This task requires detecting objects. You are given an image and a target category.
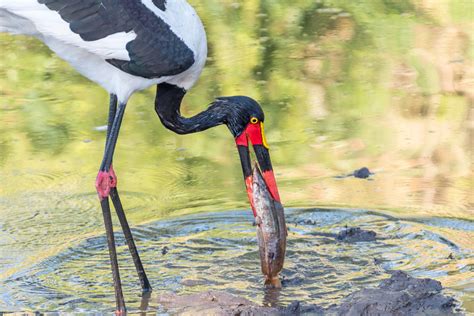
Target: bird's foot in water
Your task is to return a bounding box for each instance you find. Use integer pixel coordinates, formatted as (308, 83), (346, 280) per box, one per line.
(95, 165), (117, 199)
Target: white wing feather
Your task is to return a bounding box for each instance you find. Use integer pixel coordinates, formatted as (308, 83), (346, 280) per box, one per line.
(0, 0), (134, 61)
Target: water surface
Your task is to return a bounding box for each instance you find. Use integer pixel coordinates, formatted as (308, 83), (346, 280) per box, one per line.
(0, 0), (473, 313)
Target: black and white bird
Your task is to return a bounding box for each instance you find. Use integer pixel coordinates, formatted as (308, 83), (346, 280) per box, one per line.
(1, 0), (282, 313)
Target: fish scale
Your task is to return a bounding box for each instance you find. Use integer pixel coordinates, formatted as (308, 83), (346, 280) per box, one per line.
(252, 164), (287, 288)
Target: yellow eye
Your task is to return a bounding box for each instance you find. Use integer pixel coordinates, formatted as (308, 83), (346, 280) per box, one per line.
(250, 117), (259, 124)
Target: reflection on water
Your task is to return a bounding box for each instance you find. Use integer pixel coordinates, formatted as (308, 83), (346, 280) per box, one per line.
(0, 0), (473, 313)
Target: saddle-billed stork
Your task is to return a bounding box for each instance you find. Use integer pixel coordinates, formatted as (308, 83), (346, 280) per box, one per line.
(0, 0), (282, 313)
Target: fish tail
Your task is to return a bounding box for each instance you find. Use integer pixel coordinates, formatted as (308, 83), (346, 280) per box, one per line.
(264, 276), (282, 289)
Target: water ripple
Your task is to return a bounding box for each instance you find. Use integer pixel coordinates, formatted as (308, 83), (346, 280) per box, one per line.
(1, 208), (472, 313)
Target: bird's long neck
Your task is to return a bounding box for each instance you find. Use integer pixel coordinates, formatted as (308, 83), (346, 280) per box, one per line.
(155, 83), (227, 135)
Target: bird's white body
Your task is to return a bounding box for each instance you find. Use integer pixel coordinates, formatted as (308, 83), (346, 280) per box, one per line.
(0, 0), (207, 102)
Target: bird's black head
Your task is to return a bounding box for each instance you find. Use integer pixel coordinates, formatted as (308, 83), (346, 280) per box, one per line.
(209, 96), (280, 212)
(211, 96), (265, 138)
(155, 83), (281, 212)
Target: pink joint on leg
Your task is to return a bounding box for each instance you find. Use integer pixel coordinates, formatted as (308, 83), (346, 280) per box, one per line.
(109, 165), (118, 188)
(95, 165), (118, 199)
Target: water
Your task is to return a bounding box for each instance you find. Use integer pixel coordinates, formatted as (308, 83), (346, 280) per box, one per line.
(0, 0), (473, 313)
(1, 208), (473, 313)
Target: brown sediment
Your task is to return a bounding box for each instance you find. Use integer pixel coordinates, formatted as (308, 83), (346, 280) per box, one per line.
(157, 291), (280, 316)
(157, 271), (461, 315)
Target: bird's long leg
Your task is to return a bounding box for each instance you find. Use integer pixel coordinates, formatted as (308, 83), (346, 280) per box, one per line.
(105, 94), (118, 147)
(96, 95), (128, 313)
(100, 197), (126, 313)
(110, 188), (152, 293)
(105, 95), (152, 293)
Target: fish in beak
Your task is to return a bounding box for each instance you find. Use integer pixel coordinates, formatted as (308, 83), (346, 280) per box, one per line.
(235, 119), (286, 287)
(252, 164), (286, 288)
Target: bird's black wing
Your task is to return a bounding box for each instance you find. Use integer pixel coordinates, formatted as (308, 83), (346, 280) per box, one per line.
(38, 0), (195, 78)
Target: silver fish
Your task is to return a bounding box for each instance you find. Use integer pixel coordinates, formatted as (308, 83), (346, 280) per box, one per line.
(252, 164), (287, 288)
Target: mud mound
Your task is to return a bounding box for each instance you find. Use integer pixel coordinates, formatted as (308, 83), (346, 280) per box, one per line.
(333, 270), (459, 315)
(336, 227), (377, 242)
(158, 291), (280, 315)
(157, 271), (460, 315)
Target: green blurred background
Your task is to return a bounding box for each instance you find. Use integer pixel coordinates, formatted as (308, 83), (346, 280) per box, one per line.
(1, 0), (472, 216)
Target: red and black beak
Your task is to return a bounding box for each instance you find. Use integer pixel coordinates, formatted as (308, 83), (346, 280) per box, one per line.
(235, 121), (281, 216)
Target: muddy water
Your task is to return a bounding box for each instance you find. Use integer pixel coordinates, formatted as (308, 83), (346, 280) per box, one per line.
(0, 0), (473, 313)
